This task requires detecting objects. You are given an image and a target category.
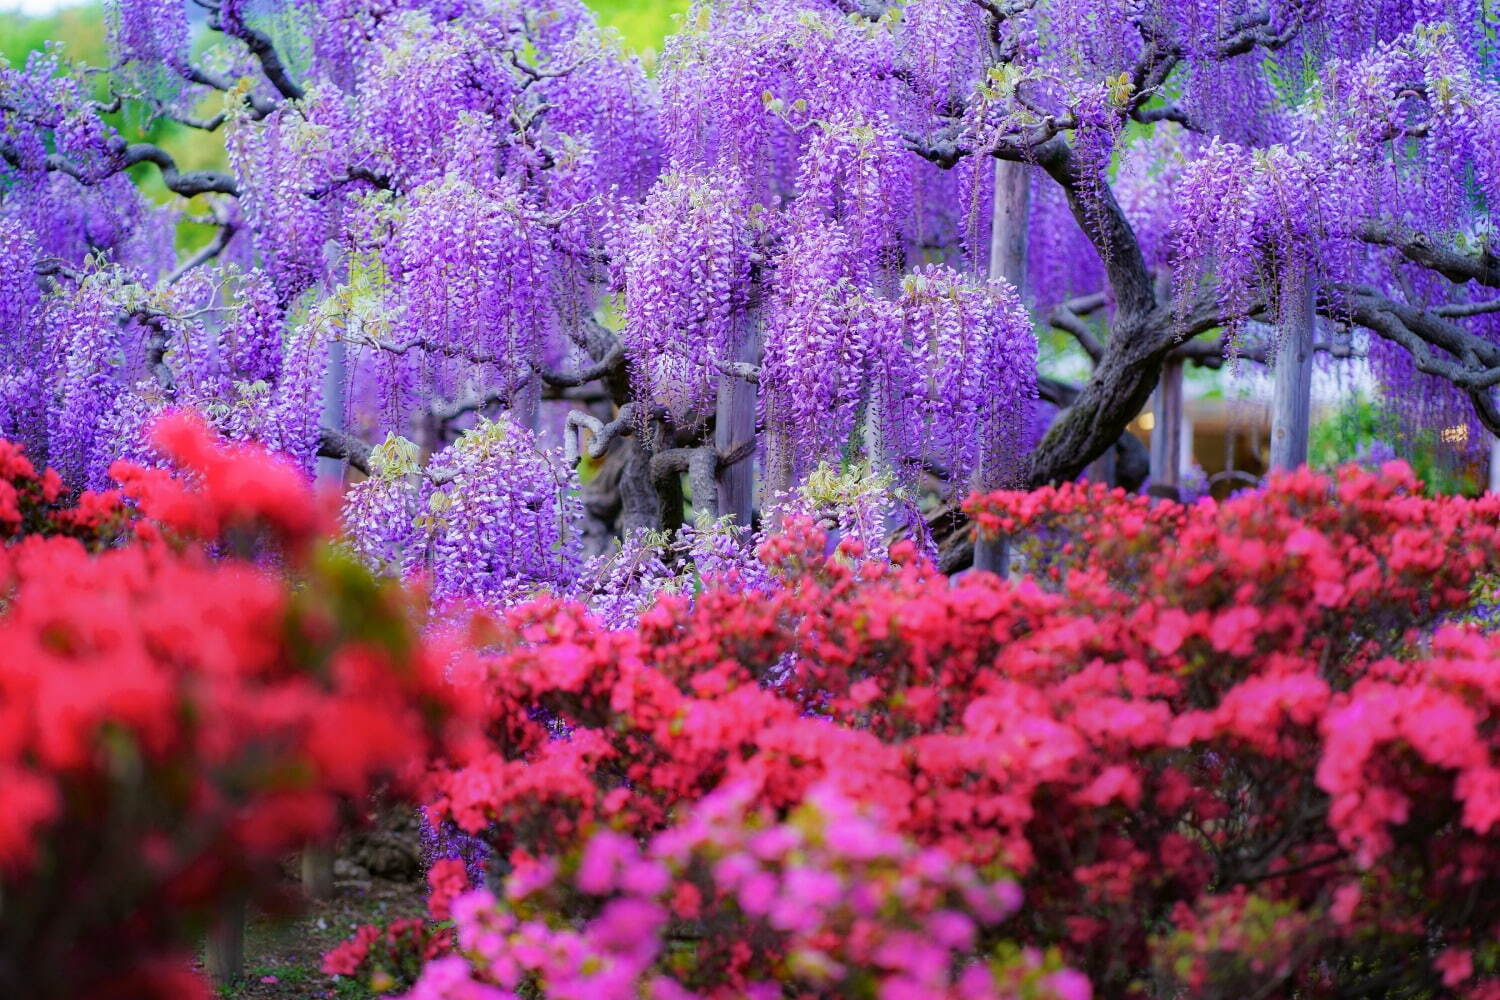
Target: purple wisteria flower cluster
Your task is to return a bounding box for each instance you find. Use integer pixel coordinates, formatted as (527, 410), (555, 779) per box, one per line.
(4, 0), (1500, 607)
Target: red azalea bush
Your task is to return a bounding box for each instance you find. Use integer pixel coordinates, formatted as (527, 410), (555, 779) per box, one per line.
(0, 416), (474, 999)
(386, 462), (1500, 998)
(322, 918), (456, 993)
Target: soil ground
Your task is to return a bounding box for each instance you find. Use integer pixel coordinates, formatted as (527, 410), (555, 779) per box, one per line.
(203, 809), (430, 999)
(203, 876), (426, 1000)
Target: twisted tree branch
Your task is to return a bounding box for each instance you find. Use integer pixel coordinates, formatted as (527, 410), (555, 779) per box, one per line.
(317, 426), (372, 476)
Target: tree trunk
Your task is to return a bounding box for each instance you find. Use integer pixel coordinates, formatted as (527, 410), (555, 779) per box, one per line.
(619, 434), (663, 535)
(1270, 267), (1315, 472)
(1085, 447), (1116, 486)
(301, 843), (335, 901)
(204, 898), (246, 987)
(1023, 141), (1172, 487)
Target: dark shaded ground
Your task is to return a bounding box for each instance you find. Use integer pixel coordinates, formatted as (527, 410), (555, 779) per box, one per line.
(205, 810), (430, 1000)
(208, 876), (426, 1000)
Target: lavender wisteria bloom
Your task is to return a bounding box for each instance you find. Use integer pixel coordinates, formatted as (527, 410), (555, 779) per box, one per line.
(423, 415), (582, 605)
(3, 0), (1500, 588)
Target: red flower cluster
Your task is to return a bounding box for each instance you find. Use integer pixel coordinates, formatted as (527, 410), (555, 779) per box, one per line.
(321, 918), (453, 991)
(0, 437), (124, 543)
(0, 416), (472, 999)
(416, 464), (1500, 997)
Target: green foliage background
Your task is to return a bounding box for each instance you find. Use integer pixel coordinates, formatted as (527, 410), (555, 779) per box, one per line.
(588, 0), (689, 52)
(1309, 393), (1482, 496)
(0, 1), (688, 65)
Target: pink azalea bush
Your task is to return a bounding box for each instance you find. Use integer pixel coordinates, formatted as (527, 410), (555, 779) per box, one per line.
(324, 462), (1500, 998)
(404, 782), (1087, 1000)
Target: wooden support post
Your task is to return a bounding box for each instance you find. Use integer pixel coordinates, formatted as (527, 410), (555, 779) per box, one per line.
(715, 327), (758, 529)
(987, 160), (1031, 294)
(302, 843), (335, 901)
(307, 251), (347, 915)
(1270, 268), (1315, 472)
(316, 242), (350, 483)
(205, 897), (246, 987)
(973, 159), (1031, 575)
(1490, 434), (1500, 494)
(315, 336), (348, 484)
(1149, 359), (1185, 499)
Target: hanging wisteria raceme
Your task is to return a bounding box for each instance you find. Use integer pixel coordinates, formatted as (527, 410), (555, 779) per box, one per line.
(422, 415), (582, 605)
(1168, 22), (1500, 461)
(344, 416), (583, 606)
(1172, 140), (1314, 342)
(355, 12), (517, 191)
(226, 85), (356, 302)
(793, 116), (913, 277)
(340, 433), (426, 578)
(104, 0), (190, 77)
(576, 527), (682, 629)
(383, 160), (555, 409)
(895, 265), (1038, 486)
(657, 0), (898, 192)
(0, 220), (45, 458)
(2, 48), (120, 188)
(895, 0), (991, 115)
(618, 170), (752, 425)
(217, 266), (285, 386)
(44, 272), (138, 490)
(759, 223), (867, 487)
(531, 19), (661, 206)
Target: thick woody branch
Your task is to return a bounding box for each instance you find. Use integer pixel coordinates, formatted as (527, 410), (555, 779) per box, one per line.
(317, 426), (372, 476)
(367, 332), (621, 392)
(1171, 336), (1361, 369)
(120, 143), (239, 197)
(832, 0), (899, 18)
(1338, 288), (1500, 399)
(1342, 286), (1500, 369)
(712, 359), (761, 384)
(1358, 222), (1500, 289)
(651, 446), (719, 519)
(1048, 301), (1104, 363)
(535, 342), (625, 388)
(1434, 299), (1500, 319)
(167, 205), (238, 285)
(366, 335), (502, 366)
(502, 48), (593, 88)
(1036, 142), (1158, 321)
(142, 315), (177, 394)
(222, 18), (305, 102)
(1131, 103), (1204, 130)
(717, 437), (757, 471)
(306, 167), (394, 200)
(1027, 283), (1245, 487)
(1037, 376), (1081, 407)
(1214, 11), (1303, 58)
(911, 124), (1177, 485)
(431, 384), (607, 425)
(179, 62), (278, 117)
(566, 403), (639, 465)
